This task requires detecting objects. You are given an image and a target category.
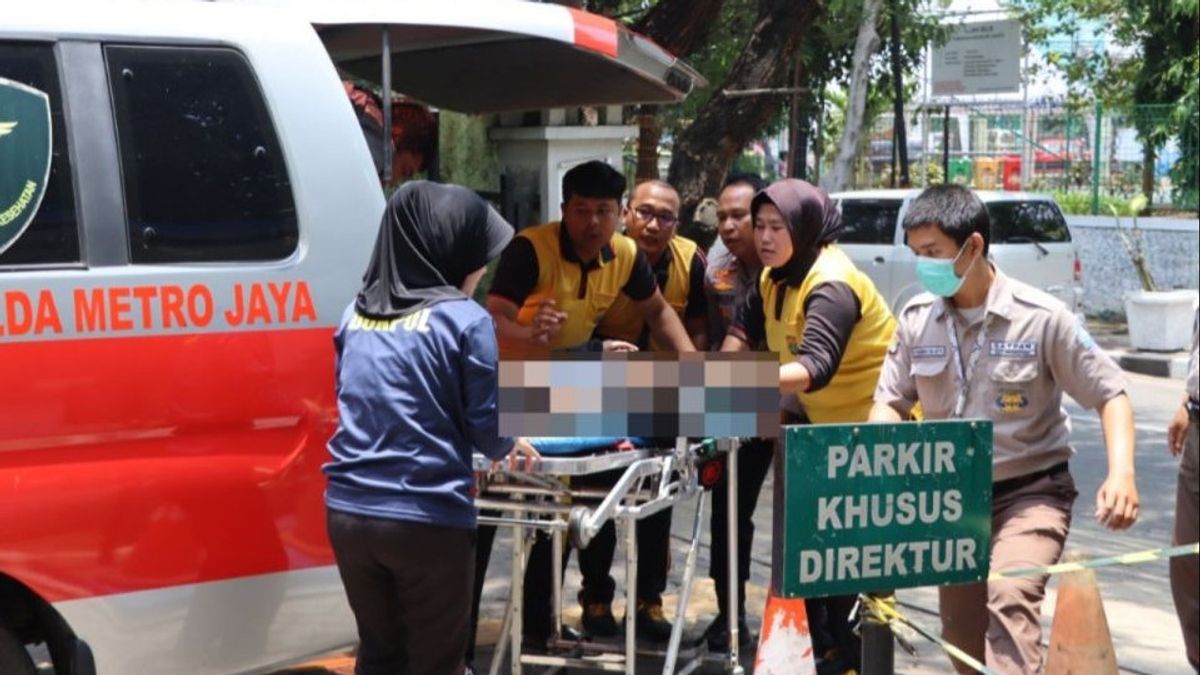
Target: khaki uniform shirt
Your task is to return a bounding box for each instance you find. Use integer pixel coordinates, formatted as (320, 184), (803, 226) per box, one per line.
(874, 267), (1127, 482)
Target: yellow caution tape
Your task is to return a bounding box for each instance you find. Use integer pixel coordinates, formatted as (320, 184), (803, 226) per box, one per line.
(857, 544), (1199, 674)
(860, 594), (998, 675)
(989, 543), (1199, 581)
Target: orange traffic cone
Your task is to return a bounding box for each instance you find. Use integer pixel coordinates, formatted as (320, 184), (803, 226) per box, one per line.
(1044, 554), (1118, 675)
(754, 590), (817, 675)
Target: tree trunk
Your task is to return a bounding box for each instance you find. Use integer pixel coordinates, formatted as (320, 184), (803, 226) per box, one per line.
(787, 56), (805, 179)
(825, 0), (884, 192)
(668, 0), (820, 231)
(628, 0), (724, 186)
(634, 0), (724, 55)
(636, 107), (662, 181)
(1141, 139), (1155, 211)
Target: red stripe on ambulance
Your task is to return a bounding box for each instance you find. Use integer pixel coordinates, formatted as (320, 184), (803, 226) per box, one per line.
(567, 8), (618, 58)
(0, 328), (337, 602)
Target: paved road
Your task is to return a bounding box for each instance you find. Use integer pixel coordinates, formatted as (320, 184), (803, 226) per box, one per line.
(285, 372), (1196, 674)
(653, 371), (1193, 674)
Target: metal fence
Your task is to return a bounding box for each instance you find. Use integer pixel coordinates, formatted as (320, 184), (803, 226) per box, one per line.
(843, 103), (1198, 213)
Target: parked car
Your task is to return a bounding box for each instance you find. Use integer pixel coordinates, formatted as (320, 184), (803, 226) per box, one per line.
(1034, 137), (1092, 172)
(830, 189), (1083, 316)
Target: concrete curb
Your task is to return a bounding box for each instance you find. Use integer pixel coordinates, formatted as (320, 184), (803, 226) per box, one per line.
(1104, 348), (1192, 380)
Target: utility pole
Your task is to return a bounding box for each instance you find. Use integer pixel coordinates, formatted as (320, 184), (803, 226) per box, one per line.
(889, 0), (910, 187)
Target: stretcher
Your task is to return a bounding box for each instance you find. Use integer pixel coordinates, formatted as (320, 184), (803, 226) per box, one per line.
(474, 437), (748, 675)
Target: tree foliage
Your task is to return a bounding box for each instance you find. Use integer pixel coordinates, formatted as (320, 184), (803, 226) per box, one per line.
(1016, 0), (1199, 205)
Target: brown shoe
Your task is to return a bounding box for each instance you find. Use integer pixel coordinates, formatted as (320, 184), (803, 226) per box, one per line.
(633, 599), (674, 643)
(581, 602), (619, 637)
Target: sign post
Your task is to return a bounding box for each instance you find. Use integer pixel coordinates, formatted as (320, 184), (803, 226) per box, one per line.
(776, 420), (993, 599)
(930, 19), (1023, 97)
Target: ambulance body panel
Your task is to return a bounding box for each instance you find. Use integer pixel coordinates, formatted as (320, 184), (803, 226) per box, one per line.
(0, 2), (697, 672)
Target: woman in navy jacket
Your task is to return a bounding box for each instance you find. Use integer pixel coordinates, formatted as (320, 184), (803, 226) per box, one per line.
(325, 181), (536, 675)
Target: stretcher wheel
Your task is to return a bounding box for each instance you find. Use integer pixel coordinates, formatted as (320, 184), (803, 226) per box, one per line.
(568, 505), (593, 549)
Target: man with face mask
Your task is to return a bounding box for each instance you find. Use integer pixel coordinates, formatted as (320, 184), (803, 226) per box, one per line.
(870, 185), (1139, 674)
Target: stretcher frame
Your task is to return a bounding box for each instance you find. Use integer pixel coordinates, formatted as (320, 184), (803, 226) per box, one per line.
(474, 437), (747, 675)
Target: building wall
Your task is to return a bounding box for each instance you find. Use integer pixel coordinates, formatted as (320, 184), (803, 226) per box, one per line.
(1068, 216), (1200, 316)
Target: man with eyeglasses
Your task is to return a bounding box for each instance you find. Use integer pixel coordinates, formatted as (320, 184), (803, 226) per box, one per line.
(594, 179), (709, 352)
(573, 179), (708, 643)
(468, 161), (696, 659)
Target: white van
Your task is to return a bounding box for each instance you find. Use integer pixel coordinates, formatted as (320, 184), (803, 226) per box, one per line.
(0, 2), (700, 673)
(830, 190), (1083, 316)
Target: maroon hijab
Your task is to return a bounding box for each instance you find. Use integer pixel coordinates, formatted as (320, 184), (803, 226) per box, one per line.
(751, 179), (843, 288)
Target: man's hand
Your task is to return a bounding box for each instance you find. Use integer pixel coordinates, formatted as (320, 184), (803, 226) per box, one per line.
(531, 299), (566, 345)
(602, 339), (638, 352)
(498, 437), (541, 473)
(1168, 401), (1189, 457)
(1095, 471), (1139, 530)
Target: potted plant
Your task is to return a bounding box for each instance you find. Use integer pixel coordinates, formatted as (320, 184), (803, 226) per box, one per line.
(1116, 195), (1199, 351)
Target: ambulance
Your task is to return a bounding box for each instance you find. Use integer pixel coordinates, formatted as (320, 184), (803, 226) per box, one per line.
(0, 2), (700, 672)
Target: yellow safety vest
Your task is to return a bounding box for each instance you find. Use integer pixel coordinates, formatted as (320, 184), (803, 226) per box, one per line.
(595, 235), (698, 351)
(761, 245), (896, 424)
(511, 221), (638, 353)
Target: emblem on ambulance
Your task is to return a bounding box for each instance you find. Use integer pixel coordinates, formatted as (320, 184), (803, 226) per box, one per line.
(0, 78), (53, 256)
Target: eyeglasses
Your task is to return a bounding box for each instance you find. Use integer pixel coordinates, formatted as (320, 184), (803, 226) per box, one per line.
(634, 205), (678, 227)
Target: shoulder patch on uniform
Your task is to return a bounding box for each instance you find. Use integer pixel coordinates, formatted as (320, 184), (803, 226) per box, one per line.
(1075, 316), (1098, 351)
(887, 330), (901, 354)
(1009, 283), (1066, 312)
(901, 292), (937, 314)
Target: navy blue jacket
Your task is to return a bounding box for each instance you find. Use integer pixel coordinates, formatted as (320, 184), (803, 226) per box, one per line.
(324, 300), (512, 529)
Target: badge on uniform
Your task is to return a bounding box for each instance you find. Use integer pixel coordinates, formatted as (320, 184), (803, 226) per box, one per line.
(996, 390), (1029, 413)
(787, 335), (801, 356)
(989, 341), (1037, 358)
(911, 345), (946, 359)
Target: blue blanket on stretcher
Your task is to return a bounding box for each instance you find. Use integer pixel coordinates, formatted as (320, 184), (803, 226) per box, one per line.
(525, 437), (652, 456)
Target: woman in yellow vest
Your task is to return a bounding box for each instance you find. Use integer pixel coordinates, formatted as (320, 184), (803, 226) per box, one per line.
(721, 178), (896, 673)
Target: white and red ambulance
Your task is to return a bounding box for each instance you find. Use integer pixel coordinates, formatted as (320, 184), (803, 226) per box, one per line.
(0, 2), (699, 672)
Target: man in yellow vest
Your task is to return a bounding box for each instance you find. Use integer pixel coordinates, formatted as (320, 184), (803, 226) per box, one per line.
(722, 178), (896, 674)
(593, 179), (709, 351)
(487, 163), (696, 357)
(572, 179), (708, 642)
(468, 161), (696, 656)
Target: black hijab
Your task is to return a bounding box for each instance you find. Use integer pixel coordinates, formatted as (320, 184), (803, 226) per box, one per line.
(356, 181), (514, 319)
(752, 179), (843, 288)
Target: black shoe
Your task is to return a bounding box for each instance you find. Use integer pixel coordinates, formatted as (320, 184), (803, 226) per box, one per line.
(703, 614), (755, 653)
(633, 599), (674, 643)
(522, 625), (583, 652)
(580, 602), (619, 638)
(814, 647), (859, 675)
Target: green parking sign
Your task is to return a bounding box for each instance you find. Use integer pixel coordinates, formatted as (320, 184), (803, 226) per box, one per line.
(776, 420), (993, 598)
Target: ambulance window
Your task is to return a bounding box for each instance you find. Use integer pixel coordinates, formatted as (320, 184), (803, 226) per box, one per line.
(0, 42), (81, 267)
(105, 46), (297, 263)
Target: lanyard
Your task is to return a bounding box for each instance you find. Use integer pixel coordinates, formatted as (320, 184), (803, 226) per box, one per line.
(945, 308), (992, 419)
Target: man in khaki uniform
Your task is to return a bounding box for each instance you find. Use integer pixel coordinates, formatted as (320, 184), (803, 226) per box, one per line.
(870, 185), (1139, 674)
(1167, 308), (1199, 670)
